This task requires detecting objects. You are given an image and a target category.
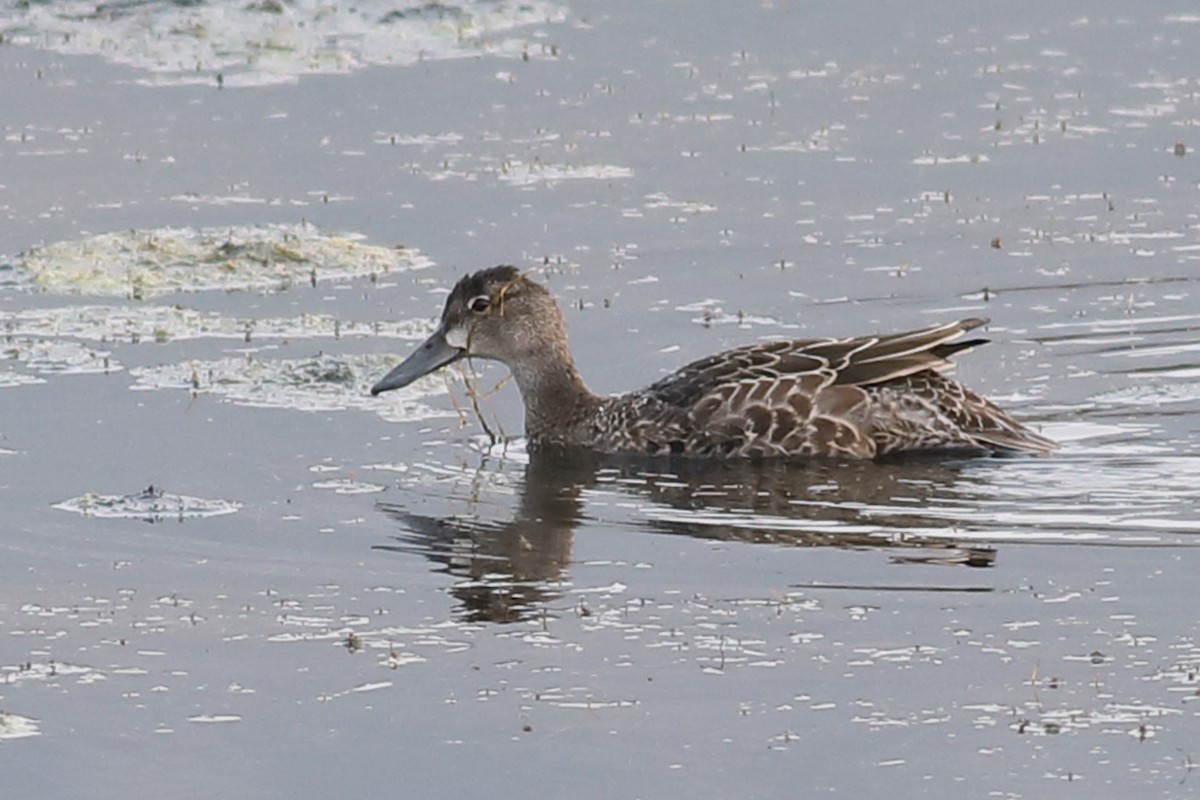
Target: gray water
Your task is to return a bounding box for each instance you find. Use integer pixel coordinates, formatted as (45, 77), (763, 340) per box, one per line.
(2, 1), (1198, 797)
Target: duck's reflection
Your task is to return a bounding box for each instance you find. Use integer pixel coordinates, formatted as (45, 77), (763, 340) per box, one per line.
(375, 451), (994, 623)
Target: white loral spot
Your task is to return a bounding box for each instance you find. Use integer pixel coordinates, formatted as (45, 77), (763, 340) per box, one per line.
(444, 327), (469, 349)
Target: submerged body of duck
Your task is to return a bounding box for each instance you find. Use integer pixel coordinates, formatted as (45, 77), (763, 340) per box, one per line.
(371, 266), (1055, 459)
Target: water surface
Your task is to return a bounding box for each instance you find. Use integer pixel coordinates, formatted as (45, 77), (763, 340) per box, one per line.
(2, 1), (1198, 797)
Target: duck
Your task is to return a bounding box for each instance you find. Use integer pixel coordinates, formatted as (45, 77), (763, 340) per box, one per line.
(371, 265), (1056, 459)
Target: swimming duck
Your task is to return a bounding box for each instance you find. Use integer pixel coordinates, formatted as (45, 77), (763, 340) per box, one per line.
(371, 266), (1056, 458)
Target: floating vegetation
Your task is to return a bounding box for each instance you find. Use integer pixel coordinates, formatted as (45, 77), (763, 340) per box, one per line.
(131, 352), (455, 423)
(642, 192), (717, 215)
(495, 162), (634, 187)
(425, 156), (634, 186)
(0, 659), (100, 685)
(910, 153), (989, 166)
(674, 299), (781, 328)
(52, 486), (241, 522)
(373, 132), (466, 147)
(0, 371), (45, 389)
(369, 131), (633, 188)
(0, 0), (566, 88)
(770, 132), (835, 154)
(7, 223), (432, 298)
(0, 304), (431, 345)
(1092, 383), (1200, 407)
(311, 478), (387, 495)
(1007, 702), (1179, 738)
(2, 337), (121, 376)
(0, 711), (40, 741)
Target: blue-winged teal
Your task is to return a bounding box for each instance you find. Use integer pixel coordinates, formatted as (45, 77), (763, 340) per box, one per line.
(372, 266), (1056, 458)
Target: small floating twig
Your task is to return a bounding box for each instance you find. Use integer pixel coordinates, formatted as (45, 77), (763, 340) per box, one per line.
(456, 360), (497, 446)
(443, 372), (470, 429)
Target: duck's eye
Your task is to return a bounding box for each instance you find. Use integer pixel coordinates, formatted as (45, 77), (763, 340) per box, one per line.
(469, 295), (490, 313)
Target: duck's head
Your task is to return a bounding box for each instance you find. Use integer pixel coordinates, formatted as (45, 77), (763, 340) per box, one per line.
(371, 265), (566, 396)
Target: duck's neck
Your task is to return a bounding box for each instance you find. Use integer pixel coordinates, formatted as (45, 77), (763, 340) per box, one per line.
(506, 340), (602, 445)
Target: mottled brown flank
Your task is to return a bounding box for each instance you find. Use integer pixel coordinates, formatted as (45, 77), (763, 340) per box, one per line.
(384, 268), (1057, 459)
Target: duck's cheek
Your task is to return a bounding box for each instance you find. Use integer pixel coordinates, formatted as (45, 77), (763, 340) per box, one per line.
(444, 327), (469, 350)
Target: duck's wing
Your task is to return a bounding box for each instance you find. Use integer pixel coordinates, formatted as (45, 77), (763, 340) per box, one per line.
(641, 319), (998, 458)
(869, 371), (1059, 455)
(646, 319), (988, 406)
(644, 337), (826, 408)
(792, 317), (990, 387)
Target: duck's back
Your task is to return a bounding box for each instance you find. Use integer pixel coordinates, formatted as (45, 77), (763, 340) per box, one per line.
(590, 319), (1055, 459)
